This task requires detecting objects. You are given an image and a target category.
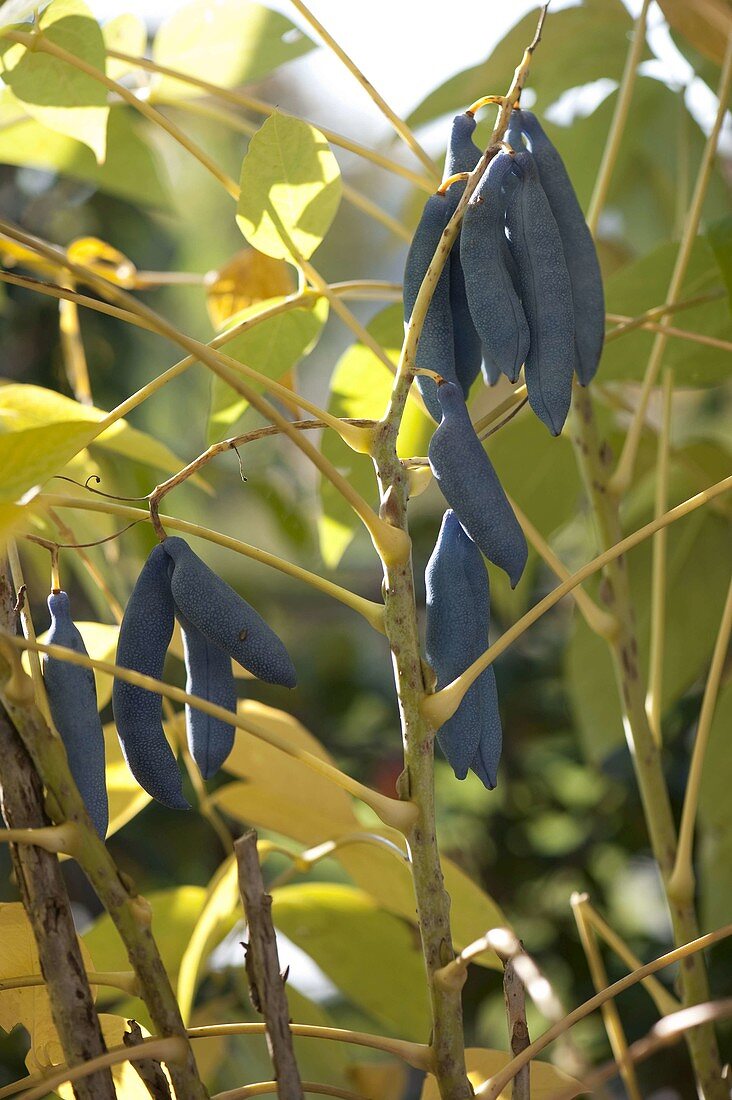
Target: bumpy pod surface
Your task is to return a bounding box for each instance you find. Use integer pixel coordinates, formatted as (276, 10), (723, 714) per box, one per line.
(460, 151), (530, 384)
(113, 544), (188, 810)
(403, 191), (456, 421)
(445, 113), (483, 397)
(505, 150), (575, 435)
(428, 382), (527, 587)
(425, 511), (502, 788)
(514, 110), (604, 385)
(162, 537), (296, 688)
(43, 591), (108, 837)
(177, 612), (236, 779)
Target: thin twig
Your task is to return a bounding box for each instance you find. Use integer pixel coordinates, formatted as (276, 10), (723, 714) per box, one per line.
(235, 830), (304, 1100)
(604, 289), (727, 342)
(606, 313), (732, 353)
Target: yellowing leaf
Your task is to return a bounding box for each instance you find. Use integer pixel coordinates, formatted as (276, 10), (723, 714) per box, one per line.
(1, 0), (109, 161)
(0, 384), (193, 478)
(0, 902), (95, 1072)
(0, 501), (33, 553)
(272, 883), (430, 1040)
(657, 0), (731, 65)
(421, 1048), (584, 1099)
(67, 235), (137, 287)
(177, 854), (240, 1023)
(102, 13), (147, 81)
(151, 0), (313, 102)
(25, 620), (118, 710)
(0, 420), (95, 502)
(347, 1062), (407, 1099)
(237, 112), (341, 263)
(210, 700), (358, 844)
(104, 719), (152, 837)
(55, 1015), (172, 1099)
(206, 248), (295, 330)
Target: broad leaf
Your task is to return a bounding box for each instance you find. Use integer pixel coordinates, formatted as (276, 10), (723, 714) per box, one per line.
(102, 13), (146, 81)
(104, 720), (152, 838)
(0, 420), (95, 502)
(152, 0), (313, 102)
(206, 249), (296, 331)
(1, 0), (109, 160)
(271, 882), (430, 1040)
(657, 0), (731, 66)
(237, 112), (341, 263)
(408, 0), (644, 127)
(176, 854), (240, 1023)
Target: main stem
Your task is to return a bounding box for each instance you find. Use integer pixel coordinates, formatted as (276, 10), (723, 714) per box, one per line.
(372, 374), (469, 1100)
(570, 385), (724, 1099)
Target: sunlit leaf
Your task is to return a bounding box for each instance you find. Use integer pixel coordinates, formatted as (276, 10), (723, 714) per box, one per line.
(237, 112), (341, 263)
(151, 0), (313, 102)
(210, 699), (359, 843)
(54, 1015), (171, 1098)
(0, 420), (95, 502)
(1, 0), (109, 161)
(0, 0), (49, 32)
(67, 235), (137, 287)
(102, 12), (146, 81)
(272, 882), (430, 1039)
(319, 304), (431, 566)
(420, 1048), (583, 1099)
(206, 248), (296, 331)
(104, 720), (152, 837)
(177, 854), (240, 1023)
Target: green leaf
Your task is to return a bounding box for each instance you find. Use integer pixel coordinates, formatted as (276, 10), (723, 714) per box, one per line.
(84, 886), (208, 980)
(567, 510), (731, 761)
(102, 13), (146, 81)
(151, 0), (313, 102)
(208, 296), (328, 440)
(0, 384), (192, 477)
(1, 0), (109, 161)
(601, 237), (731, 386)
(237, 112), (342, 263)
(271, 883), (430, 1040)
(319, 304), (432, 566)
(0, 103), (170, 206)
(699, 682), (732, 931)
(408, 0), (644, 128)
(0, 420), (95, 502)
(707, 216), (732, 308)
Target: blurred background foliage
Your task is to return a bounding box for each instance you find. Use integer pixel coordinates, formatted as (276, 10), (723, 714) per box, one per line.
(0, 0), (730, 1095)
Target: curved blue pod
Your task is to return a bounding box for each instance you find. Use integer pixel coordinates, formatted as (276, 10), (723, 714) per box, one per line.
(425, 511), (502, 788)
(162, 537), (297, 688)
(403, 191), (456, 422)
(513, 110), (604, 385)
(428, 382), (527, 587)
(43, 591), (108, 837)
(505, 150), (575, 435)
(177, 612), (236, 780)
(460, 151), (530, 384)
(113, 544), (188, 810)
(445, 112), (482, 177)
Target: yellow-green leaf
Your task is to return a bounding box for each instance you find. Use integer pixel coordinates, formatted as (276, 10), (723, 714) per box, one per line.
(1, 0), (109, 161)
(271, 883), (430, 1040)
(210, 699), (358, 843)
(0, 420), (95, 502)
(102, 13), (146, 81)
(177, 854), (240, 1023)
(237, 112), (341, 263)
(421, 1048), (584, 1099)
(151, 0), (313, 102)
(104, 720), (152, 837)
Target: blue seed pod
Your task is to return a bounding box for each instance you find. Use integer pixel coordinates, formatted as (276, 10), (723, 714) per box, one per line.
(505, 110), (525, 153)
(177, 612), (237, 780)
(162, 537), (297, 688)
(444, 114), (484, 398)
(425, 511), (502, 788)
(481, 355), (502, 386)
(113, 544), (188, 811)
(460, 151), (531, 384)
(428, 382), (527, 587)
(403, 191), (456, 422)
(513, 110), (604, 385)
(43, 591), (108, 837)
(505, 150), (575, 435)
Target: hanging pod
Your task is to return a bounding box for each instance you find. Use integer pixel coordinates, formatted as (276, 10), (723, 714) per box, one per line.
(176, 610), (237, 780)
(425, 510), (502, 789)
(511, 109), (604, 385)
(428, 381), (527, 588)
(445, 112), (484, 398)
(43, 591), (108, 838)
(403, 190), (457, 422)
(113, 544), (189, 810)
(505, 150), (575, 435)
(162, 537), (297, 688)
(460, 150), (530, 384)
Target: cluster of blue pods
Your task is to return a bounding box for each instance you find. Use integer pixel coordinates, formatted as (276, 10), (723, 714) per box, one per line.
(409, 109), (604, 788)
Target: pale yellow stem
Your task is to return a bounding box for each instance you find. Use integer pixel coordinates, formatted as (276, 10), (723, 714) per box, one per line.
(606, 313), (732, 353)
(58, 279), (93, 406)
(668, 573), (732, 904)
(611, 35), (732, 496)
(288, 0), (439, 181)
(646, 369), (674, 744)
(0, 970), (138, 995)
